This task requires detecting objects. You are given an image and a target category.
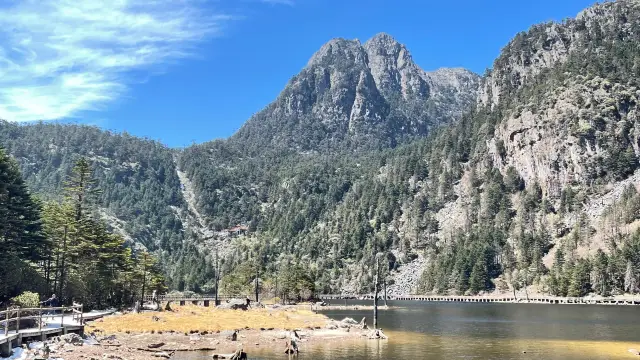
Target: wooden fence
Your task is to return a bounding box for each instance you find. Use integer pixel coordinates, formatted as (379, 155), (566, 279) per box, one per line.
(143, 294), (241, 303)
(1, 304), (84, 336)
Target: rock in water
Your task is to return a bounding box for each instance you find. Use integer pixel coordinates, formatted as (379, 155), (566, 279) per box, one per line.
(341, 317), (358, 325)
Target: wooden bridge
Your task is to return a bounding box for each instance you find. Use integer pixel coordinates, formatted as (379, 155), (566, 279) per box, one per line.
(319, 294), (640, 305)
(143, 294), (241, 307)
(0, 305), (114, 357)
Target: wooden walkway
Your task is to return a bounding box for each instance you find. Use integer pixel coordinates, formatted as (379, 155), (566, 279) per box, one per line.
(144, 294), (240, 307)
(319, 294), (640, 305)
(0, 306), (114, 356)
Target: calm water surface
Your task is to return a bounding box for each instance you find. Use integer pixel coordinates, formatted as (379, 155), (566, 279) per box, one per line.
(177, 301), (640, 360)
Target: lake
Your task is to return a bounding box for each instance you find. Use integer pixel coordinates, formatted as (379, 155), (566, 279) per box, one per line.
(177, 300), (640, 359)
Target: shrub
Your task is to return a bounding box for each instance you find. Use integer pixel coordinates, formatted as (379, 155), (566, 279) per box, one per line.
(11, 291), (40, 308)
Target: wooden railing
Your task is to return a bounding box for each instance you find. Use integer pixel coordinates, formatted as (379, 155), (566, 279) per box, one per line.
(0, 304), (83, 336)
(143, 294), (240, 302)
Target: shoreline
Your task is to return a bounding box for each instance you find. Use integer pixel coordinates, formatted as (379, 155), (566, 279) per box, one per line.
(7, 306), (380, 360)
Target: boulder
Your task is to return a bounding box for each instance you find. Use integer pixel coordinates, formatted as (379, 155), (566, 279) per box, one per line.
(217, 299), (248, 311)
(340, 317), (358, 325)
(59, 333), (84, 346)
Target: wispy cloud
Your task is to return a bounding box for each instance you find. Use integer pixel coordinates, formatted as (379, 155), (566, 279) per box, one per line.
(0, 0), (231, 122)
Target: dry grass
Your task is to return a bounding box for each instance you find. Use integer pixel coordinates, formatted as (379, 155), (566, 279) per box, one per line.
(92, 305), (329, 334)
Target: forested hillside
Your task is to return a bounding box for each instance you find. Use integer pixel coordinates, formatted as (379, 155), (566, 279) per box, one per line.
(0, 149), (165, 307)
(180, 0), (640, 298)
(0, 121), (215, 292)
(3, 0), (640, 299)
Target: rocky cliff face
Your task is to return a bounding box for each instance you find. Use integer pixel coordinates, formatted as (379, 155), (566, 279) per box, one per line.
(480, 1), (640, 109)
(232, 33), (481, 152)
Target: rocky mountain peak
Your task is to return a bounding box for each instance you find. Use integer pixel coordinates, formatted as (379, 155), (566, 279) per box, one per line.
(233, 33), (480, 152)
(306, 38), (366, 69)
(364, 32), (404, 53)
(363, 33), (425, 99)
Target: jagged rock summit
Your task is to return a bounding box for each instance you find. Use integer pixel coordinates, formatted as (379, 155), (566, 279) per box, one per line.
(232, 33), (481, 152)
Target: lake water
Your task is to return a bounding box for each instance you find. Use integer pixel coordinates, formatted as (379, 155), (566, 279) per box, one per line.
(177, 301), (640, 360)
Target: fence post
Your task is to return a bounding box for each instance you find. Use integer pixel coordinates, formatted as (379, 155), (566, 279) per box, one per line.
(16, 308), (20, 332)
(39, 306), (42, 331)
(61, 307), (64, 328)
(4, 310), (8, 336)
(80, 305), (83, 325)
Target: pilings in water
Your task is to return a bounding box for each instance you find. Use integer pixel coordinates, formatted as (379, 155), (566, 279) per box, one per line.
(318, 294), (640, 306)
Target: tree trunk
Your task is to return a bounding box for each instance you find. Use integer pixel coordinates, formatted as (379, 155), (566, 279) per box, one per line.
(59, 226), (68, 300)
(383, 279), (388, 307)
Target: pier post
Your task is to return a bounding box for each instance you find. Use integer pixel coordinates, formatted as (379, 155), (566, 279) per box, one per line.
(15, 309), (20, 333)
(0, 340), (11, 358)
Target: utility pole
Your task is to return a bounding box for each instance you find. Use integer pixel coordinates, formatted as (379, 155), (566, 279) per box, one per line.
(255, 265), (260, 303)
(273, 263), (278, 302)
(141, 252), (148, 303)
(373, 255), (380, 330)
(383, 278), (388, 307)
(214, 249), (220, 306)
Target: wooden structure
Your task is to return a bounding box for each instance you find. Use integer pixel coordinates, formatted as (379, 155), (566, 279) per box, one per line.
(0, 305), (113, 357)
(144, 294), (240, 307)
(318, 294), (640, 305)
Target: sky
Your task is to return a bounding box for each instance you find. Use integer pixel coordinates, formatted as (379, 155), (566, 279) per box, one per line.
(0, 0), (598, 148)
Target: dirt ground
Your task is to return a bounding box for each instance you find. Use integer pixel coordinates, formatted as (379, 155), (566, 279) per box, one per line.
(11, 306), (377, 360)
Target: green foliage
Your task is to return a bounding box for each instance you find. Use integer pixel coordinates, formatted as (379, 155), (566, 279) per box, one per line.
(11, 291), (40, 308)
(0, 120), (185, 252)
(0, 155), (167, 309)
(278, 262), (316, 302)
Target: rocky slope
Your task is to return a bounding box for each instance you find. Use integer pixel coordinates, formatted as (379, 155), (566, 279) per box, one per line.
(231, 33), (480, 152)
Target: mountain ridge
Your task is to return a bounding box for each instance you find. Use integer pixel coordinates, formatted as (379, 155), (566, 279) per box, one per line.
(230, 32), (480, 153)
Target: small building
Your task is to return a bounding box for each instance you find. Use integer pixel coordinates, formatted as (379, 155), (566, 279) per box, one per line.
(228, 225), (249, 236)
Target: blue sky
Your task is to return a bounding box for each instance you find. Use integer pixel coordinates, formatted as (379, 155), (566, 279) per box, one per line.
(0, 0), (597, 147)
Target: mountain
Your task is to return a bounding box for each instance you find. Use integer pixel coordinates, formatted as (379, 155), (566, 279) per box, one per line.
(0, 121), (219, 292)
(231, 33), (480, 153)
(3, 0), (640, 298)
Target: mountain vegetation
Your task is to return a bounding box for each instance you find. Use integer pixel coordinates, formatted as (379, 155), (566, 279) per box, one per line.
(2, 0), (640, 301)
(0, 149), (165, 308)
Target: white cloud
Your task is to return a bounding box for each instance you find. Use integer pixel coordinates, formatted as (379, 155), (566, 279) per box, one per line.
(0, 0), (231, 122)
